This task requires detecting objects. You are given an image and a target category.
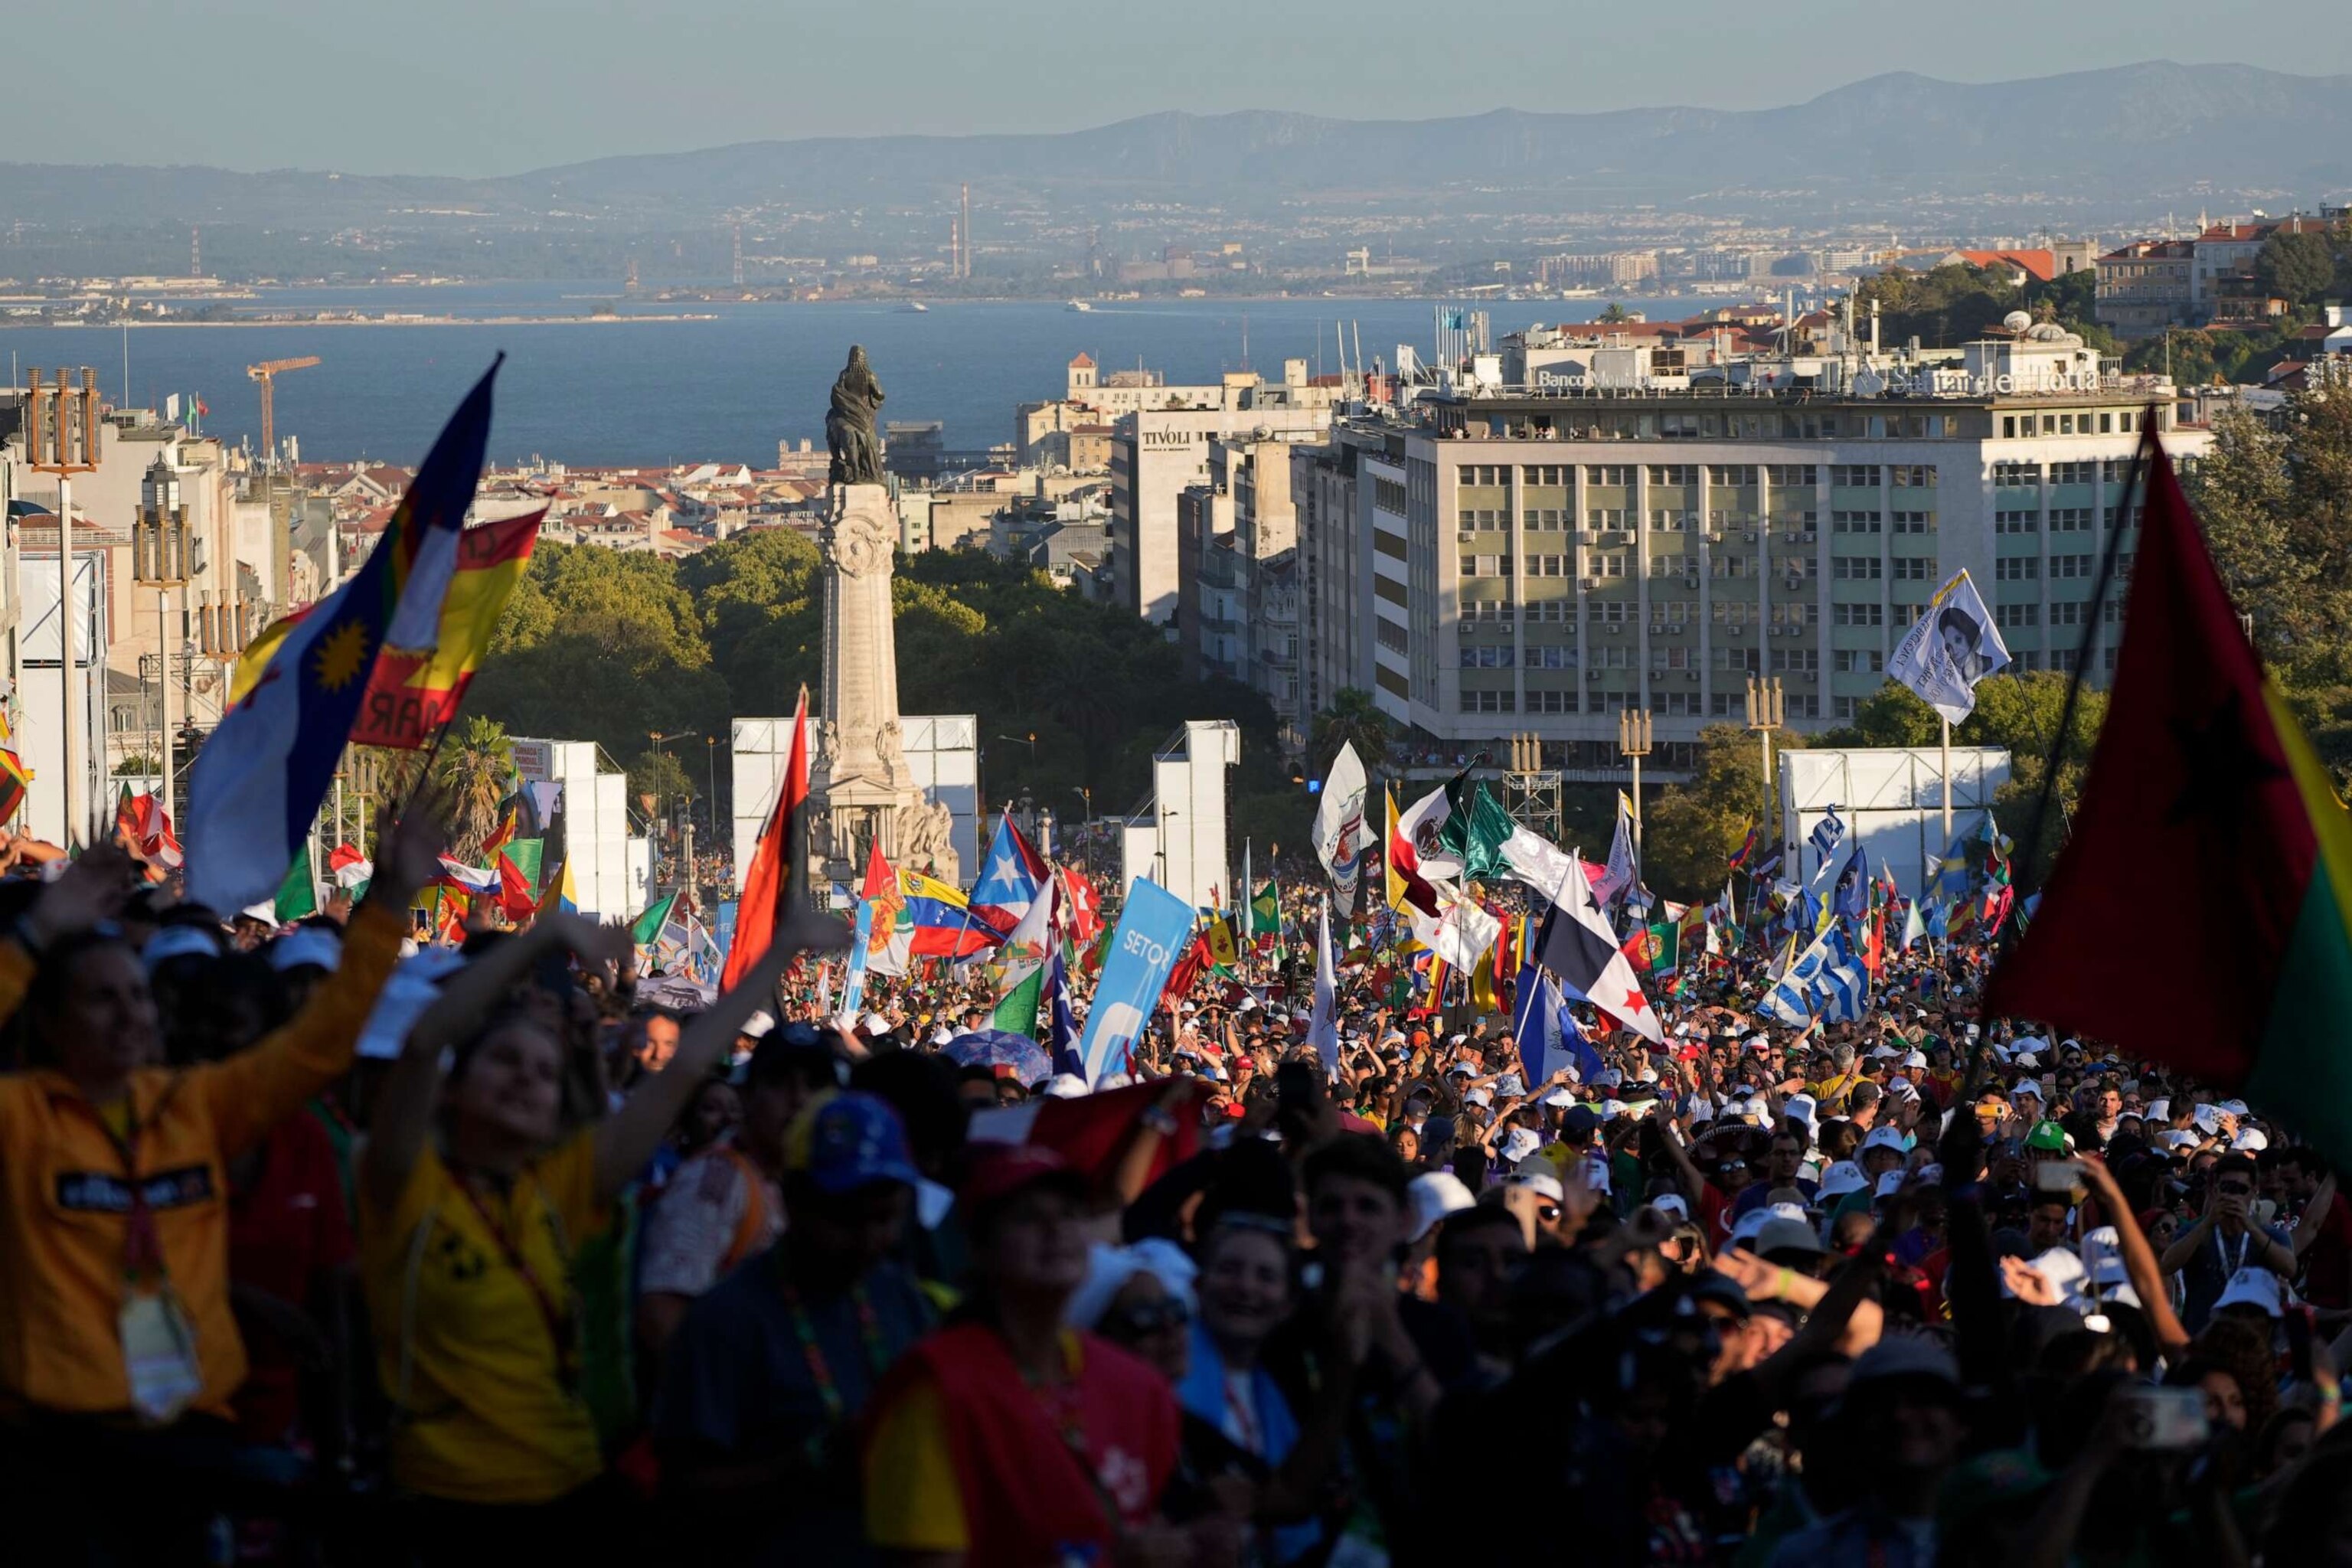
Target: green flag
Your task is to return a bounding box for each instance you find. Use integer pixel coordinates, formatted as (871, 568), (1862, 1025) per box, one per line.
(1457, 783), (1518, 881)
(505, 838), (544, 896)
(989, 963), (1044, 1038)
(275, 848), (318, 923)
(629, 891), (678, 948)
(1250, 880), (1280, 936)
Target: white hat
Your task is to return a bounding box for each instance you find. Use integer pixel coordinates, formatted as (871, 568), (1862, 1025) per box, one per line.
(1873, 1170), (1906, 1199)
(1406, 1171), (1477, 1240)
(1860, 1125), (1909, 1155)
(1595, 1068), (1623, 1089)
(1499, 1127), (1544, 1165)
(2012, 1079), (2044, 1099)
(2233, 1128), (2271, 1152)
(2012, 1052), (2040, 1069)
(861, 1012), (892, 1035)
(1463, 1087), (1493, 1107)
(1782, 1093), (1818, 1131)
(2079, 1226), (2130, 1289)
(1509, 1168), (1564, 1204)
(2214, 1265), (2285, 1318)
(2024, 1246), (2092, 1311)
(2194, 1105), (2223, 1135)
(929, 1025), (956, 1047)
(2145, 1097), (2171, 1122)
(1817, 1159), (1870, 1200)
(1043, 1073), (1090, 1099)
(1901, 1050), (1928, 1070)
(1635, 1065), (1660, 1083)
(740, 1010), (777, 1040)
(1065, 1240), (1199, 1331)
(142, 925), (222, 972)
(1538, 1086), (1573, 1107)
(2158, 1129), (2199, 1152)
(1646, 1192), (1690, 1220)
(1870, 1042), (1903, 1060)
(2220, 1099), (2251, 1118)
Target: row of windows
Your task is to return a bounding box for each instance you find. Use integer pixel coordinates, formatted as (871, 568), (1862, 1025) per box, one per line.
(1457, 461), (1950, 494)
(1995, 555), (2102, 580)
(2000, 410), (2140, 439)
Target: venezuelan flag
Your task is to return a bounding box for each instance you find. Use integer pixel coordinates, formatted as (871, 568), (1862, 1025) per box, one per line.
(1988, 431), (2352, 1164)
(901, 867), (1000, 959)
(185, 360), (500, 913)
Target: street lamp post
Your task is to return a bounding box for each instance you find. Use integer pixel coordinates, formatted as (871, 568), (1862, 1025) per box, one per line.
(1071, 786), (1093, 871)
(1617, 707), (1653, 864)
(1745, 675), (1785, 843)
(25, 369), (101, 844)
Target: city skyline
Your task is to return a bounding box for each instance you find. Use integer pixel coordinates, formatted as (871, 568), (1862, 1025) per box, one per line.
(8, 0), (2350, 176)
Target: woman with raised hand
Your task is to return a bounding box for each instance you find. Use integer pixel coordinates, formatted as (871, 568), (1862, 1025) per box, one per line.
(0, 810), (440, 1563)
(358, 901), (812, 1561)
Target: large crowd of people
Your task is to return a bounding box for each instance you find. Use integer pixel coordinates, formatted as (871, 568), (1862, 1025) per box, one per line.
(4, 820), (2350, 1567)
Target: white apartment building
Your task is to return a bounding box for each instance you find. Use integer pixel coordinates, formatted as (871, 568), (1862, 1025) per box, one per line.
(1297, 328), (2208, 774)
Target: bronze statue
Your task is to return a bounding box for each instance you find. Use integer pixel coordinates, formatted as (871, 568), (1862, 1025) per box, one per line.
(825, 345), (887, 485)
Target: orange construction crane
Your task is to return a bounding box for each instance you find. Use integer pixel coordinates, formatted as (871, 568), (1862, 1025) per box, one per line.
(246, 355), (320, 461)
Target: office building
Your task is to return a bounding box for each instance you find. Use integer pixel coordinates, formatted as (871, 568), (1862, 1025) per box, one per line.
(1294, 325), (2209, 776)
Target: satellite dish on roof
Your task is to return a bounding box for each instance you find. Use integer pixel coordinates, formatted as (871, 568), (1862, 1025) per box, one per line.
(2001, 310), (2034, 332)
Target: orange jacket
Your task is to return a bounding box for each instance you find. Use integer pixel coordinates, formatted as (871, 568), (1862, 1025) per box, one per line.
(0, 903), (401, 1419)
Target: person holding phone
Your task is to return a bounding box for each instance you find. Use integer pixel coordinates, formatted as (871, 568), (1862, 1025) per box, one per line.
(2159, 1153), (2296, 1332)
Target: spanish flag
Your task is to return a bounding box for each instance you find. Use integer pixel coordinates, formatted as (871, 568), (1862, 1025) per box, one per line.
(233, 508), (544, 750)
(0, 744), (27, 830)
(1987, 430), (2352, 1165)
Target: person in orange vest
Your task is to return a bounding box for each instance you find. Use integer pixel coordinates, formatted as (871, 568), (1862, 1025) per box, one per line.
(0, 813), (441, 1563)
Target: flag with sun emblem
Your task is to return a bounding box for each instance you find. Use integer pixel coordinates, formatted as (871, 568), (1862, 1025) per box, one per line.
(184, 360), (501, 913)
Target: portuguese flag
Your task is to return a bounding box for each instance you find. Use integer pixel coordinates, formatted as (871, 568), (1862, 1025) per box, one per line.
(1986, 433), (2352, 1161)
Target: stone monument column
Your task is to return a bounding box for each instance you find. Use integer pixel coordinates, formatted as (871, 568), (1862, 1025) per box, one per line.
(807, 348), (959, 885)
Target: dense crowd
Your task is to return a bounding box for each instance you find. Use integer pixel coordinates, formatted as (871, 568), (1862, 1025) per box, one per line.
(7, 822), (2352, 1568)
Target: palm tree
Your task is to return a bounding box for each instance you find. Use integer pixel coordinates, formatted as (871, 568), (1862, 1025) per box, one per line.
(1310, 687), (1392, 777)
(433, 716), (515, 864)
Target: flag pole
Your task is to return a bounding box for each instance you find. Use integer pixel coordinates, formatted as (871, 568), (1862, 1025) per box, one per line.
(1940, 716), (1952, 843)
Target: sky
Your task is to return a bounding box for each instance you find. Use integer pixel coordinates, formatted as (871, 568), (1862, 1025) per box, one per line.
(19, 0), (2352, 176)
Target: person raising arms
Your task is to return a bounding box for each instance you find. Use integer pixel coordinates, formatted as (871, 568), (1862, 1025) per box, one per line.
(358, 898), (825, 1563)
(0, 812), (439, 1562)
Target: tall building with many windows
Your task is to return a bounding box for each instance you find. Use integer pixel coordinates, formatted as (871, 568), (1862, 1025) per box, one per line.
(1295, 332), (2208, 773)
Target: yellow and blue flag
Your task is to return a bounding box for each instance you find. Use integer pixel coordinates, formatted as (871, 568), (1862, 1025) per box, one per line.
(184, 361), (500, 913)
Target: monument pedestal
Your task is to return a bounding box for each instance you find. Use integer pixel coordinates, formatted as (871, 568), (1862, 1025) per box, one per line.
(808, 482), (957, 885)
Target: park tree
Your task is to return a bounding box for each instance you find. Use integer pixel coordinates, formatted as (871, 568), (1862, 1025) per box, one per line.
(1640, 724), (1799, 900)
(434, 717), (515, 863)
(1310, 688), (1393, 777)
(2257, 230), (2341, 308)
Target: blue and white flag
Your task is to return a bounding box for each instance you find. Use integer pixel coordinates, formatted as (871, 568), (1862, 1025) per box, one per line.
(1808, 805), (1845, 867)
(969, 812), (1045, 930)
(1077, 876), (1194, 1085)
(1513, 962), (1606, 1086)
(1765, 926), (1870, 1024)
(1047, 949), (1083, 1076)
(840, 897), (877, 1020)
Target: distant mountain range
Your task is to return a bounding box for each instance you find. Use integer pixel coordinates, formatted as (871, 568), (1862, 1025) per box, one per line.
(3, 61), (2347, 228)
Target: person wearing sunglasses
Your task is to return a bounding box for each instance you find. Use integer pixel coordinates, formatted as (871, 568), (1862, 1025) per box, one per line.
(2159, 1152), (2296, 1333)
(1066, 1239), (1197, 1387)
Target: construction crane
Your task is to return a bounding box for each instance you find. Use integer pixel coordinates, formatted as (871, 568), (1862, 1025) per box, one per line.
(246, 356), (320, 463)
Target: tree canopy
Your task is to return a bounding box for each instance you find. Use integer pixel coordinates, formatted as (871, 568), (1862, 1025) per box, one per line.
(466, 534), (1311, 851)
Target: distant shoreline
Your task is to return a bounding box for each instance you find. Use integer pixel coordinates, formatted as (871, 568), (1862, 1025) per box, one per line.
(32, 313), (724, 328)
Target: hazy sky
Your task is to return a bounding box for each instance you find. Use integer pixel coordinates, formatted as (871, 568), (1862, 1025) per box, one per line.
(22, 0), (2351, 176)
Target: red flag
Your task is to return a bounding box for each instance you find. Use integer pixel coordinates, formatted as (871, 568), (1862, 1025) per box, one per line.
(721, 690), (808, 991)
(495, 854), (535, 922)
(1161, 933), (1211, 1005)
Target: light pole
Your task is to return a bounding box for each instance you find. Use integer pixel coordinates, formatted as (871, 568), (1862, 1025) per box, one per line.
(25, 368), (100, 844)
(1745, 674), (1785, 844)
(1071, 786), (1094, 871)
(1617, 707), (1652, 864)
(134, 454), (198, 822)
(704, 737), (719, 825)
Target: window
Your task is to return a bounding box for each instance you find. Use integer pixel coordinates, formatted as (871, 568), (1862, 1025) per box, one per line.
(1829, 465), (1882, 488)
(1833, 648), (1884, 674)
(1373, 477), (1408, 514)
(1994, 462), (2041, 488)
(1771, 648), (1819, 673)
(1525, 598), (1570, 623)
(1712, 600), (1755, 628)
(1375, 619), (1409, 653)
(2050, 461), (2097, 485)
(1462, 689), (1516, 714)
(1995, 603), (2039, 628)
(1524, 645), (1577, 669)
(1586, 466), (1636, 487)
(2050, 508), (2092, 531)
(1777, 556), (1820, 580)
(2104, 503), (2139, 531)
(1650, 554), (1696, 577)
(1525, 554), (1570, 577)
(1586, 507), (1628, 531)
(1713, 645), (1761, 671)
(1457, 645), (1515, 668)
(1995, 510), (2040, 534)
(1833, 511), (1882, 534)
(1522, 508), (1566, 528)
(1893, 603), (1925, 627)
(1890, 465), (1937, 488)
(1462, 554), (1511, 578)
(1594, 554), (1626, 579)
(1994, 557), (2039, 580)
(1647, 465), (1697, 485)
(1890, 511), (1934, 534)
(1527, 690), (1574, 714)
(1596, 599), (1628, 625)
(2012, 652), (2041, 673)
(1834, 696), (1859, 720)
(2103, 597), (2126, 625)
(1890, 557), (1929, 580)
(2050, 554), (2094, 579)
(1650, 508), (1695, 531)
(1711, 555), (1754, 579)
(1766, 465), (1817, 488)
(1773, 602), (1822, 628)
(1834, 603), (1883, 626)
(1832, 556), (1883, 580)
(1708, 464), (1757, 486)
(1521, 465), (1566, 486)
(2048, 600), (2087, 626)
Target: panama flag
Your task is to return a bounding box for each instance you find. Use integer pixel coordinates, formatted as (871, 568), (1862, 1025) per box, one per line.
(1529, 852), (1664, 1043)
(185, 360), (498, 913)
(969, 811), (1047, 933)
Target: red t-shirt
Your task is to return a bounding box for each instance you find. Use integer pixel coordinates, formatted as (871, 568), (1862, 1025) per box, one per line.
(227, 1112), (353, 1442)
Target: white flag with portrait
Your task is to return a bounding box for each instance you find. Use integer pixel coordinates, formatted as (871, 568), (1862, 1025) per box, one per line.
(1310, 742), (1370, 916)
(1887, 568), (2010, 724)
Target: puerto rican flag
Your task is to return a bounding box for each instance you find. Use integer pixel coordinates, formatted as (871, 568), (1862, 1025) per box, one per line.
(969, 810), (1047, 933)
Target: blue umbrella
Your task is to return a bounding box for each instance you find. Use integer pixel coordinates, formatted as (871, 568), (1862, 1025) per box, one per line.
(942, 1028), (1050, 1084)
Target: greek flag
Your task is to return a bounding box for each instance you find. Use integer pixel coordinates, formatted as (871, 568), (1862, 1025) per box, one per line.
(1763, 926), (1870, 1024)
(1808, 805), (1845, 864)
